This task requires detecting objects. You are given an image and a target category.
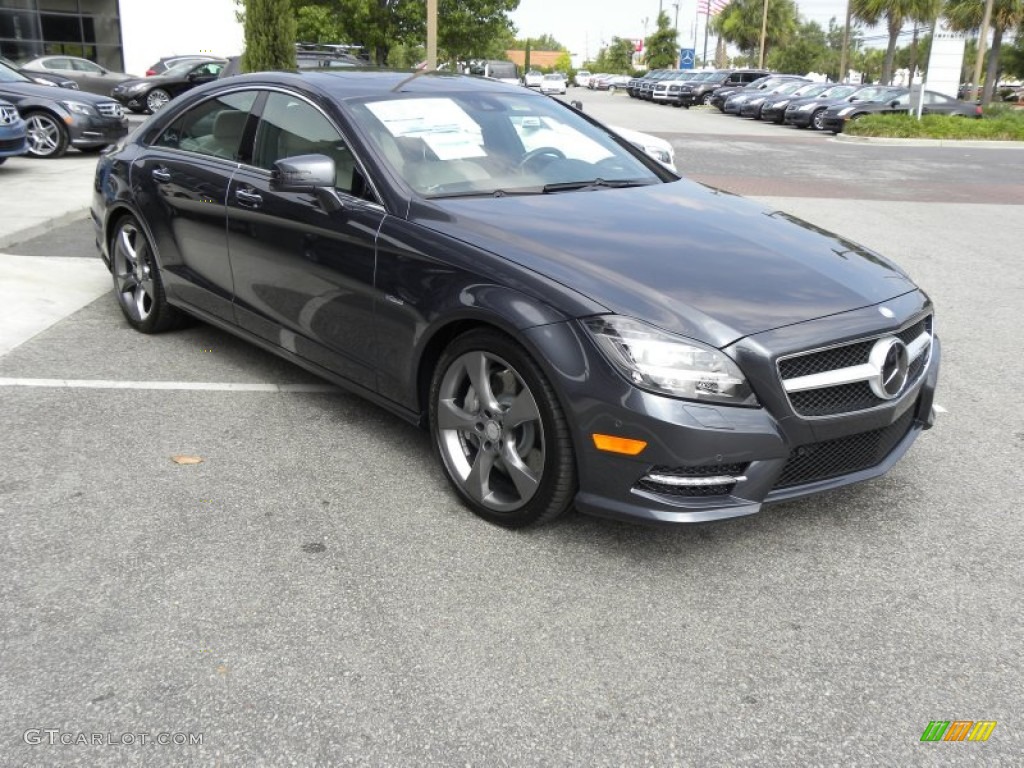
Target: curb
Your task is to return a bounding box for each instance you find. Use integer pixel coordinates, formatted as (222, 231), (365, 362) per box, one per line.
(834, 134), (1024, 148)
(0, 207), (91, 251)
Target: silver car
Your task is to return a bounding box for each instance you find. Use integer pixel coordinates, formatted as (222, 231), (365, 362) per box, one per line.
(19, 55), (134, 96)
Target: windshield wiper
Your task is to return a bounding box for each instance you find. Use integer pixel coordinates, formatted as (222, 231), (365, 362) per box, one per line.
(541, 178), (652, 194)
(427, 187), (545, 199)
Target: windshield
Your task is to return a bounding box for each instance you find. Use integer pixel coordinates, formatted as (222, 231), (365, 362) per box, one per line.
(820, 85), (857, 99)
(791, 83), (829, 97)
(164, 61), (200, 77)
(352, 92), (666, 198)
(0, 60), (30, 83)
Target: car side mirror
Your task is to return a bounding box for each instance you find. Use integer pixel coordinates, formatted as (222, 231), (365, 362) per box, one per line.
(890, 99), (900, 107)
(272, 154), (343, 212)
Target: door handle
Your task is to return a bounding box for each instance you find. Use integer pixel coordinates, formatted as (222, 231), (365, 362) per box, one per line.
(235, 188), (263, 208)
(151, 167), (171, 183)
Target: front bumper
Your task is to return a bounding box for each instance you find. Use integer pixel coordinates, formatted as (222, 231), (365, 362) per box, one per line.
(822, 115), (846, 133)
(784, 108), (815, 127)
(69, 114), (129, 148)
(527, 295), (940, 525)
(0, 122), (28, 157)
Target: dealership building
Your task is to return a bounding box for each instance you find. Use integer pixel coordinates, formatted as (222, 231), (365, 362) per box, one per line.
(0, 0), (242, 77)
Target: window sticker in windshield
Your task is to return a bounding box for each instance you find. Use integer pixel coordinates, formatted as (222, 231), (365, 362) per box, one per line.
(366, 98), (485, 160)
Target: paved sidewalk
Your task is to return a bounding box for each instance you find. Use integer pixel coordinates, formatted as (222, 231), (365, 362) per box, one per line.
(0, 153), (99, 250)
(0, 153), (108, 357)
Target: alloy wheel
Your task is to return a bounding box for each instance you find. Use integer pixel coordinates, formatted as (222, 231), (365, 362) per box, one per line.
(25, 113), (66, 158)
(112, 221), (155, 323)
(146, 89), (171, 112)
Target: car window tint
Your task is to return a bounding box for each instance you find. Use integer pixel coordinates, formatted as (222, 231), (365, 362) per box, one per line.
(253, 93), (355, 192)
(72, 59), (103, 73)
(925, 92), (953, 105)
(153, 90), (257, 161)
(43, 58), (71, 70)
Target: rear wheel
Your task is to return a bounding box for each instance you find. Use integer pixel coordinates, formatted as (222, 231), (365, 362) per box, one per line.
(110, 215), (189, 333)
(702, 93), (714, 106)
(811, 108), (827, 131)
(430, 329), (576, 528)
(24, 111), (68, 158)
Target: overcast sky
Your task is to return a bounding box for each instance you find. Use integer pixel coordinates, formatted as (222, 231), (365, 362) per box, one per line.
(509, 0), (896, 64)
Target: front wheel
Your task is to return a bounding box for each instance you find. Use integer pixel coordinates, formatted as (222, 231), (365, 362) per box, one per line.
(702, 93), (714, 106)
(110, 215), (189, 333)
(146, 88), (171, 113)
(811, 108), (827, 131)
(429, 330), (576, 528)
(24, 111), (68, 158)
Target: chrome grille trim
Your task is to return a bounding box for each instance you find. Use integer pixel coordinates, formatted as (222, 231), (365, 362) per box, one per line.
(96, 102), (124, 118)
(783, 331), (931, 393)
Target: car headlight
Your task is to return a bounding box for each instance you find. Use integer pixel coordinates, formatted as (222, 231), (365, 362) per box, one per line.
(583, 316), (758, 406)
(797, 103), (816, 111)
(63, 100), (97, 116)
(30, 77), (57, 87)
(749, 97), (766, 106)
(774, 99), (790, 108)
(838, 106), (856, 116)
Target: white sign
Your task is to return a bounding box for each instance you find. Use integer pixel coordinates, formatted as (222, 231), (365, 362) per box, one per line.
(925, 19), (967, 99)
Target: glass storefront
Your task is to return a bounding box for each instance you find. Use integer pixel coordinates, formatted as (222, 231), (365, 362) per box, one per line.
(0, 0), (123, 71)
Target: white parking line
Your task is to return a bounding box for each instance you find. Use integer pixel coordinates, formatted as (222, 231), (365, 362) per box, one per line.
(0, 378), (338, 393)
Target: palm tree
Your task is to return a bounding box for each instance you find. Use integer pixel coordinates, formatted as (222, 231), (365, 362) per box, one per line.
(852, 0), (940, 84)
(945, 0), (1024, 104)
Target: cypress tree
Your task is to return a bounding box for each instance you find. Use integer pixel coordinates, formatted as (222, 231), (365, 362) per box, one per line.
(242, 0), (297, 73)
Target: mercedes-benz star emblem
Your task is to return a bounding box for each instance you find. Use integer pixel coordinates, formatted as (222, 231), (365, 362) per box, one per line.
(868, 337), (909, 399)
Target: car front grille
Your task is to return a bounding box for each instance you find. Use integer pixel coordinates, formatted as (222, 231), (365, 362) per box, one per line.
(778, 315), (932, 417)
(774, 408), (916, 489)
(635, 463), (748, 498)
(96, 102), (124, 118)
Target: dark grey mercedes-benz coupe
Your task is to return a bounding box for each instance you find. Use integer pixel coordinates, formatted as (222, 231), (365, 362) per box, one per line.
(91, 70), (939, 528)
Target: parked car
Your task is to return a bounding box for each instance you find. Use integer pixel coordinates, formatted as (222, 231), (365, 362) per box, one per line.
(92, 70), (938, 528)
(724, 77), (809, 114)
(591, 74), (630, 92)
(574, 70), (591, 88)
(0, 60), (128, 158)
(112, 58), (227, 113)
(822, 88), (981, 132)
(524, 70), (544, 88)
(609, 125), (676, 171)
(676, 69), (770, 107)
(145, 55), (221, 77)
(759, 82), (833, 123)
(710, 74), (788, 111)
(738, 79), (814, 119)
(781, 83), (864, 130)
(0, 56), (78, 89)
(0, 98), (28, 165)
(639, 70), (684, 100)
(19, 55), (135, 96)
(651, 71), (703, 105)
(539, 73), (567, 95)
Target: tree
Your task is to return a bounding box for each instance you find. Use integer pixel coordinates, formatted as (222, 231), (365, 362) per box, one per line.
(645, 11), (679, 69)
(594, 37), (636, 73)
(1003, 29), (1024, 80)
(713, 0), (800, 62)
(851, 0), (939, 85)
(767, 20), (829, 75)
(243, 0), (297, 71)
(514, 34), (564, 51)
(945, 0), (1024, 103)
(295, 4), (343, 43)
(437, 0), (520, 63)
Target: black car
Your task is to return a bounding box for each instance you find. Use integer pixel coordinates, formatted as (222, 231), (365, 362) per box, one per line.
(758, 82), (833, 123)
(738, 79), (816, 119)
(676, 69), (769, 107)
(781, 83), (865, 130)
(112, 58), (226, 113)
(92, 70), (939, 528)
(0, 59), (127, 157)
(144, 55), (221, 77)
(629, 69), (667, 98)
(710, 74), (787, 111)
(724, 77), (808, 114)
(822, 88), (983, 133)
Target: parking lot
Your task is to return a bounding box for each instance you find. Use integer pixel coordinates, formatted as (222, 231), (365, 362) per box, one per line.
(1, 92), (1023, 765)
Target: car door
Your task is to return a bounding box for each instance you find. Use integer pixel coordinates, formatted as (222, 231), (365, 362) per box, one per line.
(175, 61), (222, 97)
(70, 58), (117, 95)
(131, 89), (259, 321)
(226, 91), (385, 389)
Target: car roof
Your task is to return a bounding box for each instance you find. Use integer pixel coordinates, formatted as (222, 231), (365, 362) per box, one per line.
(216, 69), (524, 99)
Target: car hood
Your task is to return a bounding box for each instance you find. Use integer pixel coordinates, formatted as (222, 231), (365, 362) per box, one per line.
(414, 180), (916, 347)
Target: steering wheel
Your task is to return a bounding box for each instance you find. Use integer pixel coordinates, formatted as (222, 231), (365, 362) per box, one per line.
(518, 146), (566, 173)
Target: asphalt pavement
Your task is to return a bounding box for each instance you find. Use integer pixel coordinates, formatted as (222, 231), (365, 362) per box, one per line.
(1, 94), (1022, 765)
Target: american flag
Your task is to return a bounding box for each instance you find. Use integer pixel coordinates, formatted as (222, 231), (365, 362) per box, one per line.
(700, 0), (729, 15)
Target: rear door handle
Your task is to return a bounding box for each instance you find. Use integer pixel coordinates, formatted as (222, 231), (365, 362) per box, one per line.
(151, 167), (171, 183)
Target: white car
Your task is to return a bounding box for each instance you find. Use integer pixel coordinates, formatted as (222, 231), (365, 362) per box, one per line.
(574, 70), (591, 88)
(524, 70), (544, 88)
(609, 126), (677, 172)
(540, 73), (567, 95)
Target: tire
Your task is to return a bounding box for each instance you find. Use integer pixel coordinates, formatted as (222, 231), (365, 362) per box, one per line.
(811, 108), (827, 131)
(429, 329), (576, 528)
(24, 111), (68, 158)
(77, 145), (106, 154)
(702, 93), (714, 106)
(110, 215), (189, 333)
(146, 88), (171, 113)
(608, 85), (617, 94)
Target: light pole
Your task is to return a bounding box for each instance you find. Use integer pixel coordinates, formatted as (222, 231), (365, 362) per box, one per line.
(426, 0), (437, 70)
(758, 0), (769, 69)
